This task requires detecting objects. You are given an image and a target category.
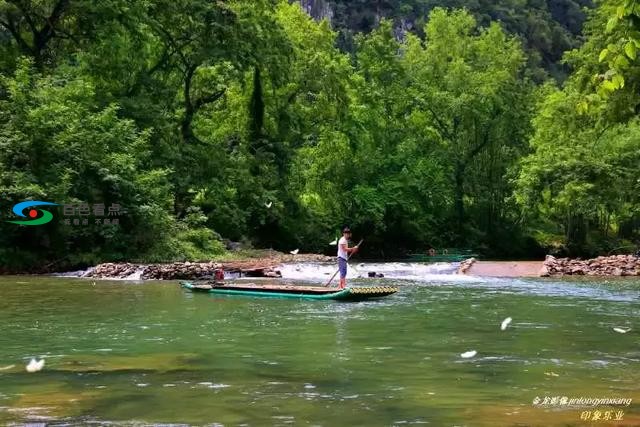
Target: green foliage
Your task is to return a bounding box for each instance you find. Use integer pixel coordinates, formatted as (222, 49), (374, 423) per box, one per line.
(142, 224), (226, 263)
(0, 59), (177, 268)
(402, 9), (533, 244)
(597, 0), (640, 93)
(1, 0), (638, 268)
(287, 9), (534, 253)
(517, 53), (640, 254)
(304, 0), (592, 80)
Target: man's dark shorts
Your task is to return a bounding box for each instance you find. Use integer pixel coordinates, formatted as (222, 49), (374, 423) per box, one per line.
(338, 257), (347, 278)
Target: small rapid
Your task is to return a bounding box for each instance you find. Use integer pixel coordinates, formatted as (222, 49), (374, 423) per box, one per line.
(52, 261), (474, 282)
(48, 261), (640, 302)
(50, 266), (95, 278)
(277, 261), (481, 283)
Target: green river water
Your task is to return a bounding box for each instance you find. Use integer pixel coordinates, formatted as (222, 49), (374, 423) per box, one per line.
(0, 274), (639, 426)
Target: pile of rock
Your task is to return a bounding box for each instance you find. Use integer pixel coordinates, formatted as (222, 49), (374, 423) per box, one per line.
(81, 251), (337, 280)
(86, 261), (282, 280)
(142, 262), (223, 280)
(89, 263), (141, 278)
(542, 255), (640, 276)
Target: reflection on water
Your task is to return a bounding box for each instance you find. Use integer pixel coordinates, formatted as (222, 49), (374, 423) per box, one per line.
(0, 272), (638, 425)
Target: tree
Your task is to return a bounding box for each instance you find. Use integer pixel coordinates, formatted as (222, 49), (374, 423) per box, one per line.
(597, 0), (640, 93)
(403, 8), (531, 243)
(0, 60), (175, 268)
(516, 0), (640, 254)
(516, 84), (640, 253)
(0, 0), (72, 68)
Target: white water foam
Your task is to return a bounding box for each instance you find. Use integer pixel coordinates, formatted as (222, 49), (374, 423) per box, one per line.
(54, 261), (483, 284)
(122, 267), (146, 280)
(277, 262), (481, 283)
(52, 265), (148, 281)
(51, 266), (95, 278)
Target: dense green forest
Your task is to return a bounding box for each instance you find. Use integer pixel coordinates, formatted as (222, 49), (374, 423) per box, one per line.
(0, 0), (638, 270)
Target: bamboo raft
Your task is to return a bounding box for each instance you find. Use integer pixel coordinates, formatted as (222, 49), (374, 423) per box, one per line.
(180, 281), (398, 301)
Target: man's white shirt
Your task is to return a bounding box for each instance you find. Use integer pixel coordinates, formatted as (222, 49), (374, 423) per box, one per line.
(337, 236), (348, 259)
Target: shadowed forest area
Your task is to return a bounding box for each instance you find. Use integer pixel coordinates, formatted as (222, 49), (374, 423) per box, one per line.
(1, 0), (639, 270)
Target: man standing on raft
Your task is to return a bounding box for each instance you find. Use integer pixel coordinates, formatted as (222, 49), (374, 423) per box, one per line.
(338, 226), (359, 289)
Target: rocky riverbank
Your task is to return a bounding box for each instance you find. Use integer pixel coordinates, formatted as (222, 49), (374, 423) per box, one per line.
(84, 253), (335, 280)
(542, 254), (640, 277)
(48, 253), (640, 279)
(458, 255), (640, 277)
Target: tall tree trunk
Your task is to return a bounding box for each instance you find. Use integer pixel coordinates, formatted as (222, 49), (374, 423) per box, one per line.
(248, 66), (265, 144)
(1, 0), (70, 69)
(180, 64), (197, 144)
(454, 161), (465, 240)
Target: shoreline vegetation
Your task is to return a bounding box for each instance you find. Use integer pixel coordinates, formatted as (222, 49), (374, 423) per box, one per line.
(1, 1), (639, 272)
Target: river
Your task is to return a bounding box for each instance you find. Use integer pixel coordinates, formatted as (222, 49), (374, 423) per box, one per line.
(0, 263), (639, 425)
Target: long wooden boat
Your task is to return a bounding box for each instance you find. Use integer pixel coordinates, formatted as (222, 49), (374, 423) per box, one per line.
(180, 281), (398, 301)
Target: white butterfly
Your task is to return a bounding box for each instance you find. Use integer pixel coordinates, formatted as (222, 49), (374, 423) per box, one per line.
(265, 201), (273, 208)
(289, 249), (299, 255)
(460, 350), (477, 359)
(500, 317), (512, 331)
(26, 358), (45, 373)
